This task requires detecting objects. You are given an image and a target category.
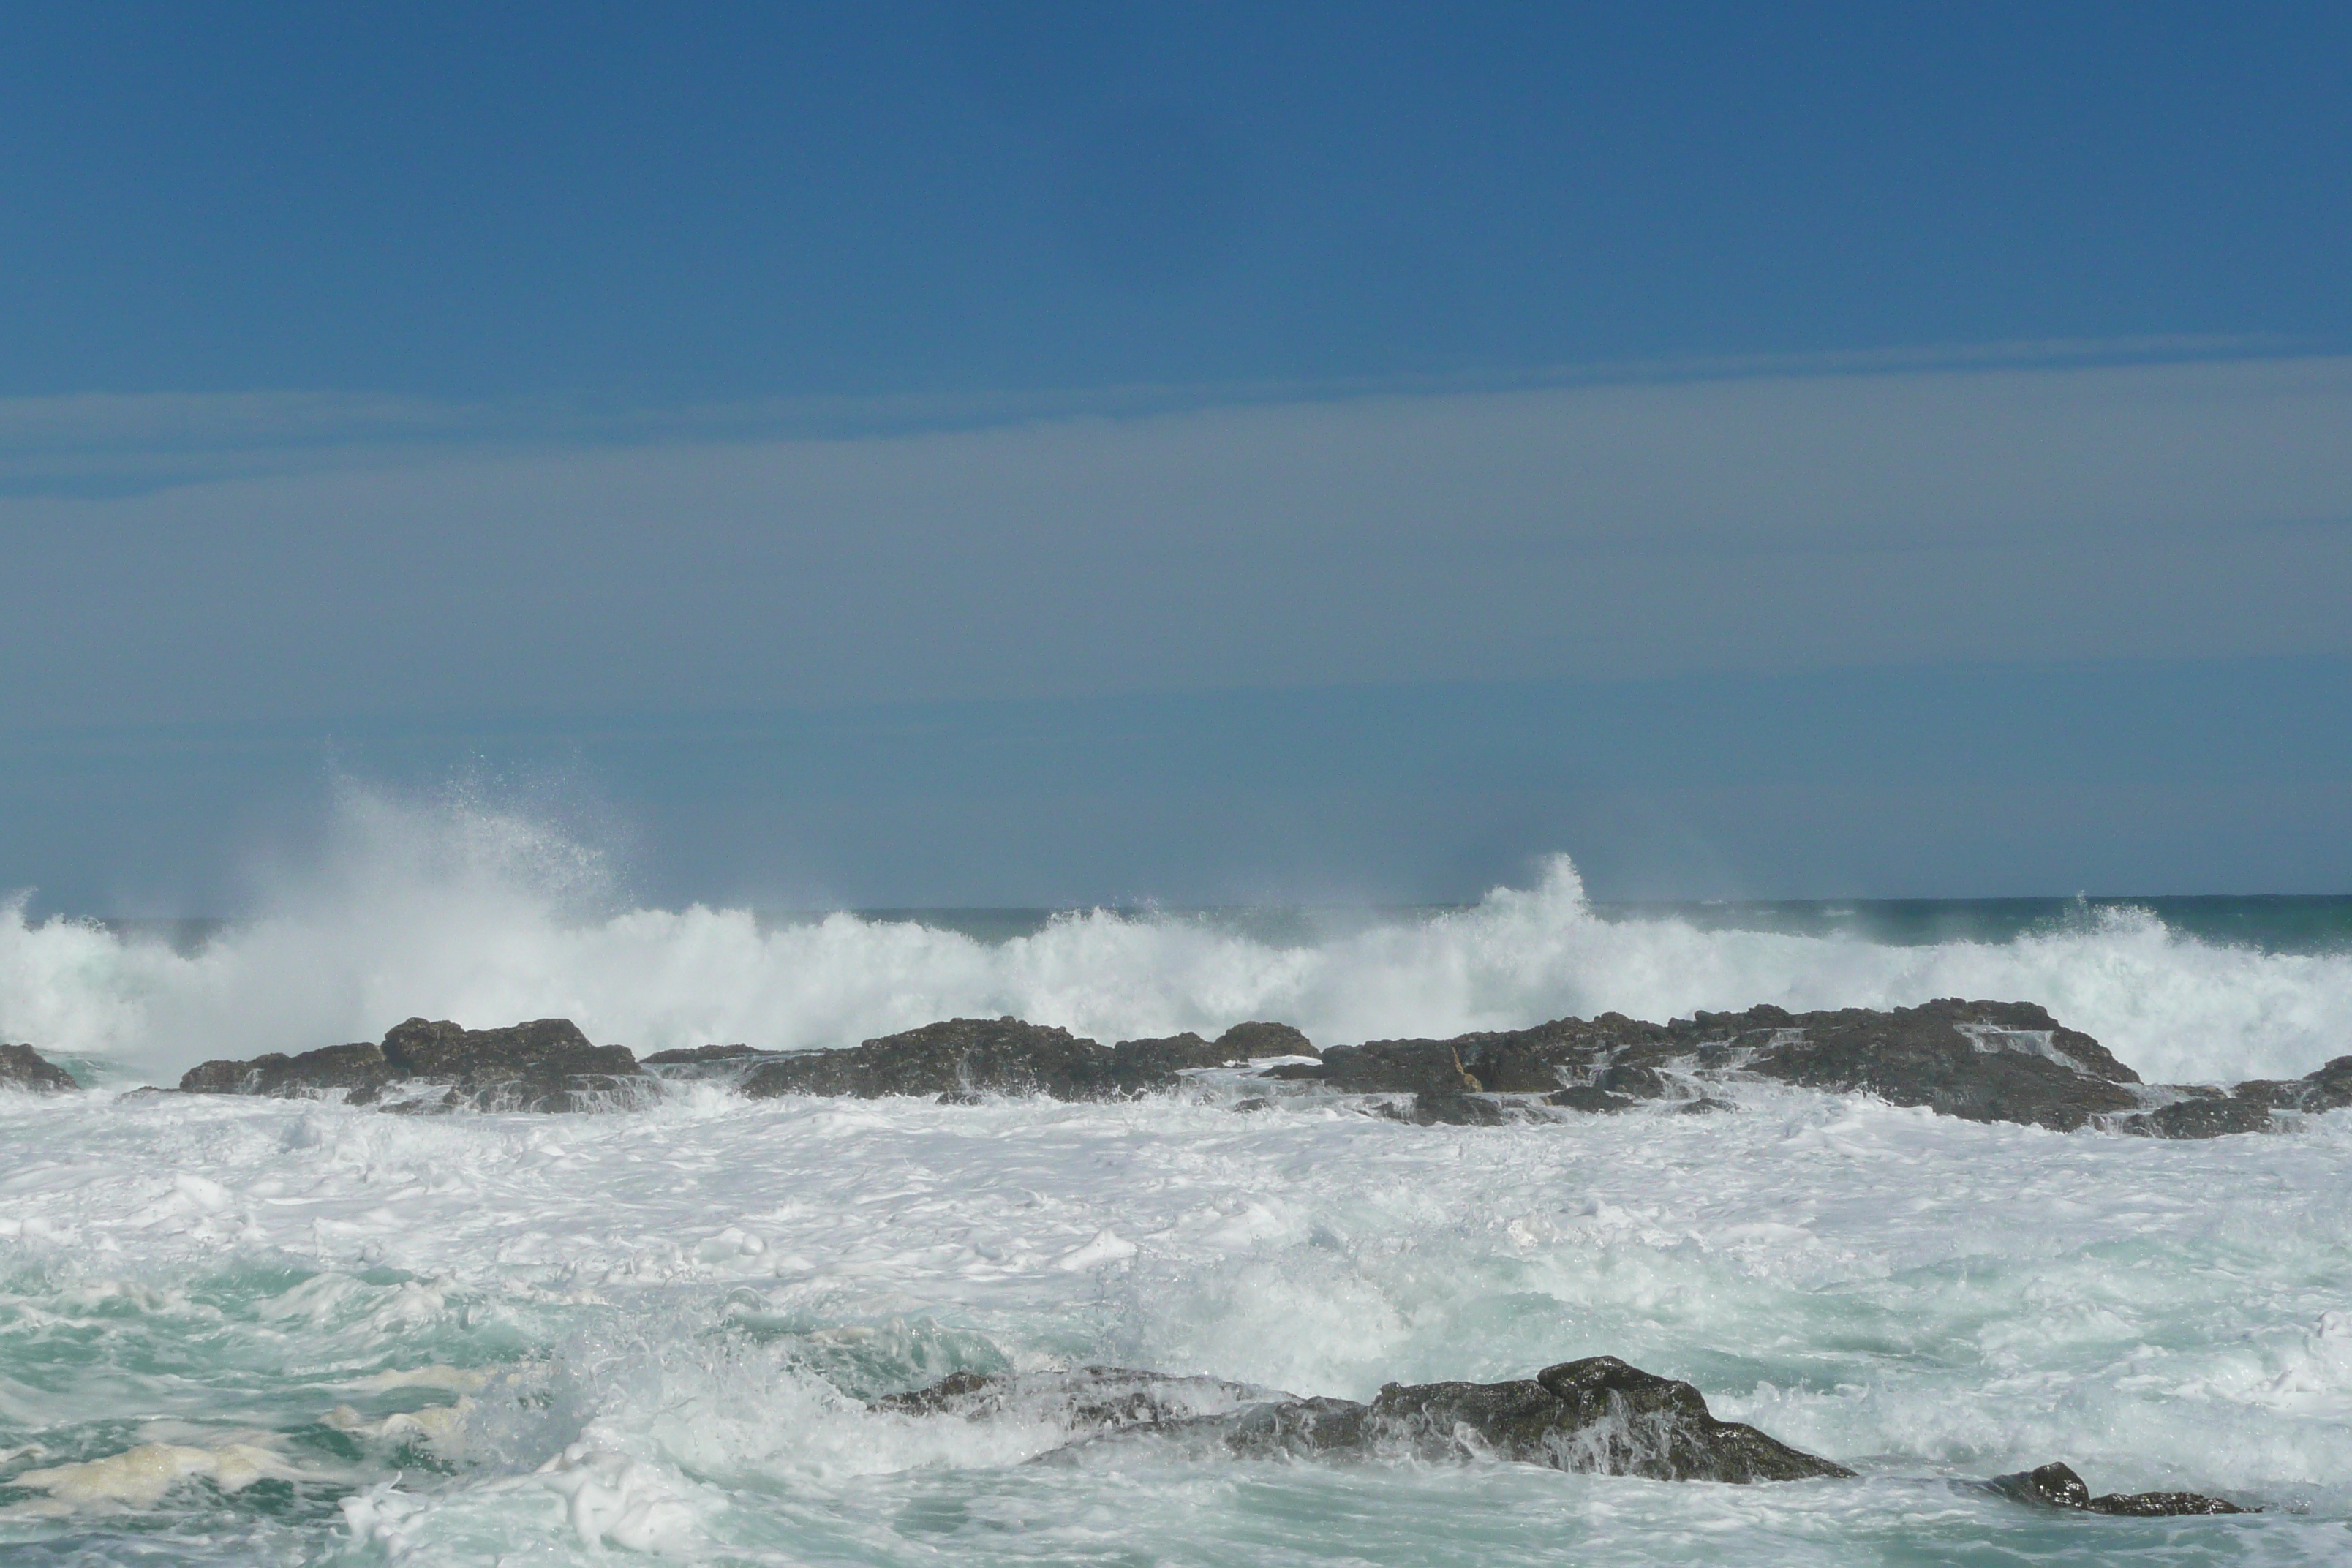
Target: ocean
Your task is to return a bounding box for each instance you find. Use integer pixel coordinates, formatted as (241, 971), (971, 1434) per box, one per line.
(4, 802), (2351, 1564)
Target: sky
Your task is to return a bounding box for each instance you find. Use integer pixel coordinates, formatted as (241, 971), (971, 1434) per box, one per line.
(3, 2), (2350, 909)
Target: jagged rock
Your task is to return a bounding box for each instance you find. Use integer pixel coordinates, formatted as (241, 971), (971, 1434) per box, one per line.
(1216, 1021), (1316, 1059)
(740, 1017), (1155, 1101)
(641, 1044), (757, 1066)
(875, 1357), (1850, 1484)
(0, 1043), (78, 1093)
(179, 1018), (644, 1112)
(1994, 1460), (2247, 1516)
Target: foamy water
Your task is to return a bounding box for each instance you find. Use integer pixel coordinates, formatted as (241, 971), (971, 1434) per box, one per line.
(3, 793), (2349, 1086)
(4, 795), (2352, 1564)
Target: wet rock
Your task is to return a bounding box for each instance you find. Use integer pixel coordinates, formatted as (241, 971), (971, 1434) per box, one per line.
(2231, 1055), (2352, 1114)
(180, 1041), (393, 1099)
(1546, 1085), (1637, 1114)
(179, 1018), (644, 1112)
(870, 1366), (1269, 1433)
(1215, 1021), (1316, 1059)
(1994, 1460), (2247, 1516)
(641, 1044), (757, 1066)
(0, 1043), (78, 1093)
(1401, 1090), (1509, 1126)
(1597, 1062), (1670, 1099)
(740, 1017), (1153, 1102)
(880, 1357), (1850, 1484)
(1744, 1000), (2142, 1131)
(1232, 1097), (1275, 1113)
(1112, 1032), (1233, 1075)
(2117, 1096), (2274, 1139)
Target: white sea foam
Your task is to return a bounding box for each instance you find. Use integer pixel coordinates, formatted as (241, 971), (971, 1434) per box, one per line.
(2, 788), (2348, 1085)
(4, 1077), (2351, 1563)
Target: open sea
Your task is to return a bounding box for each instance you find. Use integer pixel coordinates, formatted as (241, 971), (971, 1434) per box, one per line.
(4, 800), (2351, 1565)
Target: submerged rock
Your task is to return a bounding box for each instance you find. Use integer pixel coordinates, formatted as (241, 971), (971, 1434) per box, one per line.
(1994, 1460), (2248, 1516)
(0, 1043), (78, 1093)
(740, 1016), (1321, 1103)
(875, 1357), (1849, 1483)
(871, 1366), (1269, 1431)
(178, 1018), (645, 1112)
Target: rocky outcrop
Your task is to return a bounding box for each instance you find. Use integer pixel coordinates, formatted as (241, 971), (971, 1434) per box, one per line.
(1740, 1000), (2143, 1131)
(872, 1357), (1850, 1483)
(178, 1018), (644, 1112)
(740, 1017), (1318, 1103)
(1994, 1460), (2247, 1516)
(0, 1043), (78, 1093)
(1255, 998), (2332, 1139)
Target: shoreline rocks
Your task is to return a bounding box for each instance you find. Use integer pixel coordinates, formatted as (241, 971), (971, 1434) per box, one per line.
(107, 999), (2352, 1137)
(0, 1043), (78, 1093)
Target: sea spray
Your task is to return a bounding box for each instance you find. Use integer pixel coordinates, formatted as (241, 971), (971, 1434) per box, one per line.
(4, 788), (2351, 1083)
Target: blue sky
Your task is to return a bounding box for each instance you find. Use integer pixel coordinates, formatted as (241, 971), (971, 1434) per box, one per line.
(4, 3), (2350, 908)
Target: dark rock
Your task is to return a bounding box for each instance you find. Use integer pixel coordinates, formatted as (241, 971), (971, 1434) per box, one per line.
(877, 1357), (1850, 1484)
(380, 1017), (641, 1112)
(1597, 1062), (1670, 1099)
(2117, 1096), (2273, 1140)
(1405, 1091), (1509, 1126)
(2231, 1055), (2352, 1114)
(1994, 1460), (2247, 1516)
(180, 1018), (644, 1112)
(1216, 1021), (1316, 1059)
(1232, 1097), (1275, 1113)
(1745, 1000), (2141, 1131)
(181, 1042), (392, 1100)
(641, 1044), (756, 1066)
(1112, 1033), (1232, 1074)
(1676, 1096), (1736, 1115)
(740, 1017), (1152, 1102)
(1547, 1085), (1637, 1115)
(870, 1366), (1268, 1433)
(0, 1043), (78, 1093)
(1355, 1357), (1852, 1482)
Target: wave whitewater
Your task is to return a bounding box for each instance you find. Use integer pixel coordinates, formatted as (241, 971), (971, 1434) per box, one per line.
(2, 791), (2349, 1085)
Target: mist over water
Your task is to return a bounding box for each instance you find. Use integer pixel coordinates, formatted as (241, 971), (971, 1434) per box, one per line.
(4, 785), (2351, 1085)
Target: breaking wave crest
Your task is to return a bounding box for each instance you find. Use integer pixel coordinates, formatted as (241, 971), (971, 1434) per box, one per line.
(2, 789), (2348, 1084)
